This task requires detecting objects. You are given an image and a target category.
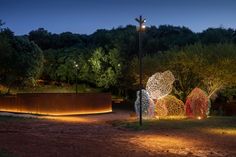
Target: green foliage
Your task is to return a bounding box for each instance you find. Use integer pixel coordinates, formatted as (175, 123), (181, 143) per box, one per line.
(13, 37), (44, 85)
(0, 19), (5, 31)
(42, 48), (89, 83)
(114, 116), (236, 131)
(1, 19), (236, 100)
(0, 28), (44, 90)
(88, 48), (122, 88)
(41, 47), (122, 89)
(174, 44), (236, 99)
(130, 43), (236, 101)
(0, 149), (14, 157)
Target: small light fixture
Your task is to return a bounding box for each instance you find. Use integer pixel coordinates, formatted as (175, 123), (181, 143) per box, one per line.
(197, 116), (202, 120)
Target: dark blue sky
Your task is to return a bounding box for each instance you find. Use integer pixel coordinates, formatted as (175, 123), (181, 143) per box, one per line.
(1, 0), (236, 35)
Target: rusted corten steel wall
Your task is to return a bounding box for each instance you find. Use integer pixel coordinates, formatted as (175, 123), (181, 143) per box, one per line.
(0, 93), (112, 115)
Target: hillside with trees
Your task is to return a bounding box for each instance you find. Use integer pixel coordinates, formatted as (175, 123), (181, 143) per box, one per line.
(1, 19), (236, 112)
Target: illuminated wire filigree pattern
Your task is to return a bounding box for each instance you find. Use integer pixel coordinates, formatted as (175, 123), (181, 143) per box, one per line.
(185, 88), (210, 119)
(134, 89), (155, 118)
(146, 70), (175, 100)
(155, 99), (168, 117)
(156, 95), (185, 116)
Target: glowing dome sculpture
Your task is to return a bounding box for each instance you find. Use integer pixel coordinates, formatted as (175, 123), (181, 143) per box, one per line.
(155, 95), (185, 117)
(185, 88), (210, 119)
(134, 89), (155, 118)
(146, 70), (175, 100)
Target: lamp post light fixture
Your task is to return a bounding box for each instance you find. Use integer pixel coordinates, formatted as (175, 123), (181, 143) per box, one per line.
(74, 61), (79, 94)
(135, 15), (146, 126)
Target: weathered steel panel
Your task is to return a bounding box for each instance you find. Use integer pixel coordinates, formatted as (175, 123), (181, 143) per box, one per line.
(0, 93), (112, 115)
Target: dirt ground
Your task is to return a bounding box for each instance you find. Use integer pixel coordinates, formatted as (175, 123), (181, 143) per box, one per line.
(0, 111), (236, 157)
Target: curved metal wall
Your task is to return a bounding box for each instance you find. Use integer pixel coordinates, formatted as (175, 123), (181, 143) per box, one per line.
(0, 93), (112, 115)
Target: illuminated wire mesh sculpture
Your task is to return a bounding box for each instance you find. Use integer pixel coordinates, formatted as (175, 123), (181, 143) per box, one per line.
(135, 71), (176, 119)
(134, 89), (155, 118)
(155, 99), (168, 117)
(185, 88), (210, 119)
(146, 70), (175, 100)
(156, 95), (185, 117)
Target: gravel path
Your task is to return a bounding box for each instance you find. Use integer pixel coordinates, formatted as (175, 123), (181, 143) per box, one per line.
(0, 111), (236, 157)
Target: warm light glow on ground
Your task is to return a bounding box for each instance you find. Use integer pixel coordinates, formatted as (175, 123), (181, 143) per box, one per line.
(203, 128), (236, 136)
(158, 115), (187, 120)
(42, 116), (93, 123)
(129, 134), (204, 156)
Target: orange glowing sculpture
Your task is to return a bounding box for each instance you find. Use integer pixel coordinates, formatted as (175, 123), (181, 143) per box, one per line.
(155, 95), (185, 117)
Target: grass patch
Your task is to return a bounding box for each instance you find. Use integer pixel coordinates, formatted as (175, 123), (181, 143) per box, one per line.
(0, 149), (14, 157)
(1, 83), (102, 95)
(112, 116), (236, 131)
(110, 120), (150, 130)
(14, 84), (101, 94)
(0, 114), (37, 122)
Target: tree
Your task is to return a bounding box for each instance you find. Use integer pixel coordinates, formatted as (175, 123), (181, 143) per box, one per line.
(0, 28), (44, 92)
(200, 28), (234, 44)
(28, 28), (53, 50)
(144, 25), (198, 52)
(11, 37), (44, 86)
(196, 44), (236, 99)
(129, 43), (236, 102)
(0, 28), (15, 87)
(168, 43), (236, 101)
(88, 48), (122, 88)
(0, 20), (5, 31)
(165, 50), (202, 100)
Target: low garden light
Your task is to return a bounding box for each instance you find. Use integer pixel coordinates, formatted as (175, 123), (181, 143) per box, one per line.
(197, 116), (202, 120)
(135, 15), (146, 126)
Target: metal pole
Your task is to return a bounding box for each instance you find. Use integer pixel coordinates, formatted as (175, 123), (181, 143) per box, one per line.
(135, 15), (145, 126)
(139, 22), (143, 126)
(76, 69), (78, 94)
(138, 15), (144, 126)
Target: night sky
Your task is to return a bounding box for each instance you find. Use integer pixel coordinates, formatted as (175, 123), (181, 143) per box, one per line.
(1, 0), (236, 35)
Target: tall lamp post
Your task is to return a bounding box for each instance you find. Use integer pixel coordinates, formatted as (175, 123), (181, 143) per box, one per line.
(135, 15), (146, 126)
(74, 61), (79, 94)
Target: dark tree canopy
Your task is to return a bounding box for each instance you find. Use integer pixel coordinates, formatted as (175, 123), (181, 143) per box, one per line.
(200, 28), (234, 44)
(0, 28), (44, 89)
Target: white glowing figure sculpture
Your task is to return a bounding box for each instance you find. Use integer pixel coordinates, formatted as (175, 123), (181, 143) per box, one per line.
(146, 70), (175, 100)
(134, 89), (155, 118)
